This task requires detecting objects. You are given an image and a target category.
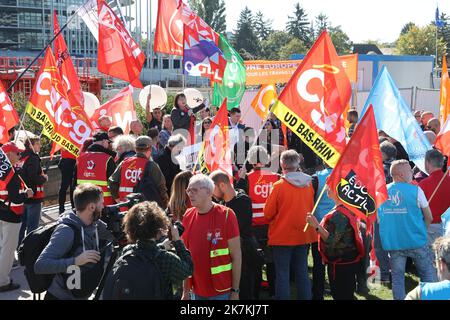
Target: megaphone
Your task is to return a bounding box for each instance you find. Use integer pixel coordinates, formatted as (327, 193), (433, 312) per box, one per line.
(83, 92), (101, 118)
(183, 88), (204, 108)
(139, 85), (168, 111)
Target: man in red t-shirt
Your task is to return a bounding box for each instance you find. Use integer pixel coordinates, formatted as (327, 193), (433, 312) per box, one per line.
(419, 149), (450, 245)
(181, 174), (241, 300)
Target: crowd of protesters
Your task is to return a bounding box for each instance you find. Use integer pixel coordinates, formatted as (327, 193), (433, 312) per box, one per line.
(0, 97), (449, 301)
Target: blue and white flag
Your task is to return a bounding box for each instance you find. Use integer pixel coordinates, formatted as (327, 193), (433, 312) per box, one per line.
(361, 66), (432, 173)
(436, 6), (445, 28)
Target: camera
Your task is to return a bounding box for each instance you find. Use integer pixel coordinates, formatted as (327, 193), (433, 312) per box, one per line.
(102, 193), (145, 241)
(168, 220), (185, 241)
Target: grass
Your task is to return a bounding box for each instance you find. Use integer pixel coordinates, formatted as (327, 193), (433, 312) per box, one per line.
(259, 251), (421, 300)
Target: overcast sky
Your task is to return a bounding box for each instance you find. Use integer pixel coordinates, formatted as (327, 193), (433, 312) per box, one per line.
(138, 0), (450, 43)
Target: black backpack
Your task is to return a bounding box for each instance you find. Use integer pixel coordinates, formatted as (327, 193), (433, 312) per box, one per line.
(17, 222), (80, 294)
(102, 246), (168, 300)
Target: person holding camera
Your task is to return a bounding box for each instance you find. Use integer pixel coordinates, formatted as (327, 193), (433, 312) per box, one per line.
(34, 184), (113, 300)
(102, 201), (193, 300)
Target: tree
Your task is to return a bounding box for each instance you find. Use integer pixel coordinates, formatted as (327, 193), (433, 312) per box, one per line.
(260, 31), (293, 60)
(188, 0), (227, 34)
(286, 2), (310, 45)
(254, 11), (273, 41)
(401, 22), (417, 35)
(315, 13), (330, 35)
(437, 12), (450, 56)
(396, 24), (447, 65)
(329, 26), (352, 54)
(233, 7), (260, 57)
(279, 38), (308, 59)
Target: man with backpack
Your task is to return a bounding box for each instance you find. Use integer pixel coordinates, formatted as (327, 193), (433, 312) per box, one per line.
(0, 142), (34, 292)
(102, 201), (193, 299)
(33, 184), (113, 300)
(108, 136), (169, 209)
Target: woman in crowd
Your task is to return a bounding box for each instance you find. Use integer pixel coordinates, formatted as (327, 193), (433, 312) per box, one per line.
(167, 171), (193, 222)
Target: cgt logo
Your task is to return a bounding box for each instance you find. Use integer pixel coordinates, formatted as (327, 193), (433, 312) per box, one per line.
(254, 183), (273, 198)
(87, 160), (95, 170)
(125, 168), (142, 184)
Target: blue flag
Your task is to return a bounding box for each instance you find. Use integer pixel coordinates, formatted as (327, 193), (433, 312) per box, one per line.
(361, 66), (432, 173)
(436, 7), (444, 28)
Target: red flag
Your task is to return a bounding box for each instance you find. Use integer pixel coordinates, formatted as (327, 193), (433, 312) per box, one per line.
(154, 0), (183, 55)
(435, 117), (450, 158)
(272, 31), (351, 168)
(97, 0), (145, 88)
(91, 86), (136, 134)
(0, 80), (19, 144)
(326, 105), (388, 223)
(26, 48), (92, 157)
(200, 99), (233, 181)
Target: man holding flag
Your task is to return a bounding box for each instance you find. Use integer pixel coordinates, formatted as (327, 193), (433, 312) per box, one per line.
(0, 143), (33, 293)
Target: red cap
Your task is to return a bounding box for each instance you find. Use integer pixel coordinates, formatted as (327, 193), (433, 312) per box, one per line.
(2, 142), (24, 154)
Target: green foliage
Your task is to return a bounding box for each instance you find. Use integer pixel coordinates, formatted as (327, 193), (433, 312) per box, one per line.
(233, 7), (260, 58)
(315, 13), (330, 36)
(188, 0), (227, 34)
(329, 26), (353, 54)
(396, 24), (447, 65)
(254, 11), (273, 41)
(286, 2), (310, 46)
(279, 38), (308, 59)
(401, 22), (417, 36)
(260, 31), (293, 60)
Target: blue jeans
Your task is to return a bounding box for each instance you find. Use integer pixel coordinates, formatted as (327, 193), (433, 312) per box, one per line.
(388, 245), (436, 300)
(374, 222), (390, 281)
(194, 293), (230, 300)
(272, 245), (311, 300)
(18, 202), (42, 246)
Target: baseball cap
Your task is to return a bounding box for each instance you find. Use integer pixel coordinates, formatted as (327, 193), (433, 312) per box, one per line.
(135, 136), (152, 149)
(93, 132), (112, 142)
(2, 142), (24, 154)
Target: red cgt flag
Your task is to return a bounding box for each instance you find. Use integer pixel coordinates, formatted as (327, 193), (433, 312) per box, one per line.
(272, 31), (351, 168)
(435, 117), (450, 158)
(0, 80), (19, 144)
(91, 86), (136, 134)
(326, 105), (388, 223)
(97, 0), (145, 88)
(154, 0), (183, 56)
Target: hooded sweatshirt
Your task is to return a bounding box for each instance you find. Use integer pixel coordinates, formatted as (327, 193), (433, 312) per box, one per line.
(264, 171), (317, 246)
(34, 211), (113, 300)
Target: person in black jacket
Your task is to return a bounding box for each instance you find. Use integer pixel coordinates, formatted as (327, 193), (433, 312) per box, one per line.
(154, 134), (185, 196)
(73, 132), (117, 191)
(0, 142), (33, 292)
(170, 93), (204, 135)
(17, 137), (48, 246)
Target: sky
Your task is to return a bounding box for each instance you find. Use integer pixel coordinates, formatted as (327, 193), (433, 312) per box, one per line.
(137, 0), (450, 44)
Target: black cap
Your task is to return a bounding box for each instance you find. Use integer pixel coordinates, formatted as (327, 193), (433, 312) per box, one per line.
(93, 132), (111, 142)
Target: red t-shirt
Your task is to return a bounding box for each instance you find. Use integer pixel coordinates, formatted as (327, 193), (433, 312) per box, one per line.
(419, 170), (450, 223)
(182, 204), (240, 297)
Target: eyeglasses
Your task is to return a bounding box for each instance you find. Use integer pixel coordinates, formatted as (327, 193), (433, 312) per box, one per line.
(186, 186), (207, 195)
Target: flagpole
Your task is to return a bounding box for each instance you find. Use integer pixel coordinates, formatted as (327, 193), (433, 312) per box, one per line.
(428, 167), (449, 202)
(7, 1), (91, 92)
(303, 185), (327, 232)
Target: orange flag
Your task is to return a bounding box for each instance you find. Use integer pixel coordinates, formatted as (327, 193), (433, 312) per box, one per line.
(327, 105), (388, 223)
(26, 48), (91, 157)
(251, 84), (278, 120)
(435, 117), (450, 158)
(97, 0), (145, 88)
(271, 31), (351, 168)
(440, 56), (450, 124)
(154, 0), (183, 56)
(0, 80), (19, 144)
